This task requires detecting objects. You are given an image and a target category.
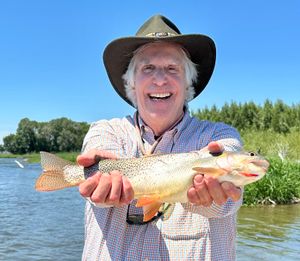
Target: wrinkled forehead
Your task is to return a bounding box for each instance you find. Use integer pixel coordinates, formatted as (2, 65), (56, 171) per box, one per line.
(134, 42), (185, 65)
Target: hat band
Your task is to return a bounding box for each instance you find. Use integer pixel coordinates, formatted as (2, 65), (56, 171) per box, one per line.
(145, 32), (177, 37)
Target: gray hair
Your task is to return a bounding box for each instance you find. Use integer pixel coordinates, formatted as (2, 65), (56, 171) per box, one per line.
(122, 42), (198, 107)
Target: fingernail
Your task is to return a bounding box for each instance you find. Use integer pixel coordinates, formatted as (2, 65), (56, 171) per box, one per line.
(194, 175), (203, 185)
(223, 182), (236, 192)
(222, 182), (231, 190)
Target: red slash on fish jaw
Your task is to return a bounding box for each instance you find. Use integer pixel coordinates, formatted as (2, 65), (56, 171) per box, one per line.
(240, 172), (259, 177)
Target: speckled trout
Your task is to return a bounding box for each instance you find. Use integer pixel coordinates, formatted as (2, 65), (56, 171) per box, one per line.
(35, 151), (269, 221)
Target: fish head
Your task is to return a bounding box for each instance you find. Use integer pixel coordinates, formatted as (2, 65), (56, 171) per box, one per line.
(216, 151), (270, 186)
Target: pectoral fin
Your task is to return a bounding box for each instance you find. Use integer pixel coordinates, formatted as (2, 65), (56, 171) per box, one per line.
(142, 202), (162, 222)
(192, 167), (227, 177)
(136, 195), (161, 207)
(135, 195), (164, 222)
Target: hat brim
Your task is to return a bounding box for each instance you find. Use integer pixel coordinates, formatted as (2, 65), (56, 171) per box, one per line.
(103, 35), (216, 106)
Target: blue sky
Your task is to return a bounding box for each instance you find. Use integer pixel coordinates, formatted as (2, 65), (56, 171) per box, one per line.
(0, 1), (299, 144)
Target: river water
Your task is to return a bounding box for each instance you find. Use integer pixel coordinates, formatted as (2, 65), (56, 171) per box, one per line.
(1, 158), (299, 260)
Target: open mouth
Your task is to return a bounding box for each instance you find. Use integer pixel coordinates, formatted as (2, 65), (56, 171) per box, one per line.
(148, 93), (172, 100)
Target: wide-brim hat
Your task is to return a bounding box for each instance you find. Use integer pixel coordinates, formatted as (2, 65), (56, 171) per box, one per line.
(103, 14), (216, 107)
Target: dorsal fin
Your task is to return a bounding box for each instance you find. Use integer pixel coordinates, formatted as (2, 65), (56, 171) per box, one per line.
(40, 151), (72, 171)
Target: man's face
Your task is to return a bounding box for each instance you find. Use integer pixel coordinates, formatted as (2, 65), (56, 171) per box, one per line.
(134, 42), (187, 135)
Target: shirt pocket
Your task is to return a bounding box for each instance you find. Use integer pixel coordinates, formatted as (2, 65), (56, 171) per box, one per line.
(159, 203), (210, 240)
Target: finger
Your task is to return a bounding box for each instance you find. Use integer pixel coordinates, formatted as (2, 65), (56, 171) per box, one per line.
(78, 172), (101, 197)
(205, 177), (227, 205)
(77, 149), (117, 167)
(120, 176), (134, 205)
(221, 182), (242, 202)
(90, 173), (112, 204)
(188, 175), (212, 206)
(187, 187), (201, 204)
(207, 141), (224, 154)
(194, 175), (213, 206)
(106, 170), (123, 205)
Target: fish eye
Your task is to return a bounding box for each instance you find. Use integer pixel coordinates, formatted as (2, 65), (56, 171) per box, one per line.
(248, 152), (257, 156)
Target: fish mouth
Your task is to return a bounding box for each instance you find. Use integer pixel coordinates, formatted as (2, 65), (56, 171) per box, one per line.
(252, 159), (270, 171)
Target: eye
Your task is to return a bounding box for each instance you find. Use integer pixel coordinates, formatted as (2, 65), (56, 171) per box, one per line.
(142, 64), (155, 73)
(248, 152), (257, 157)
(167, 65), (179, 74)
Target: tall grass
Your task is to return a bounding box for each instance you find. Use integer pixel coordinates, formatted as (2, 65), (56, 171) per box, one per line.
(241, 129), (300, 161)
(243, 158), (300, 205)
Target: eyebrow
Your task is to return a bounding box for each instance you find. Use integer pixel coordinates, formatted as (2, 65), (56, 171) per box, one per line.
(137, 58), (182, 66)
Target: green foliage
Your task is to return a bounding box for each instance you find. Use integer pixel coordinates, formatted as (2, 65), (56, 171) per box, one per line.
(3, 118), (89, 154)
(192, 99), (300, 134)
(243, 158), (300, 205)
(3, 134), (19, 154)
(193, 100), (300, 205)
(241, 129), (300, 161)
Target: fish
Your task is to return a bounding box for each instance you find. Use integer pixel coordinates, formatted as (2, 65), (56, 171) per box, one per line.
(35, 150), (269, 221)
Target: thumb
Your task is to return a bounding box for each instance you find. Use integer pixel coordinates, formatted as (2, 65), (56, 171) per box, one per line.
(77, 149), (117, 167)
(207, 141), (224, 154)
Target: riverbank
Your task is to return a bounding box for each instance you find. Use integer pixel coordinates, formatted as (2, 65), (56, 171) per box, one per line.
(0, 151), (79, 163)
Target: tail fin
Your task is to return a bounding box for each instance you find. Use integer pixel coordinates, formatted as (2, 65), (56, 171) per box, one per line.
(35, 152), (80, 192)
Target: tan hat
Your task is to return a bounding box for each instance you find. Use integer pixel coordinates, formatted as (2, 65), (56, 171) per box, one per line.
(103, 14), (216, 106)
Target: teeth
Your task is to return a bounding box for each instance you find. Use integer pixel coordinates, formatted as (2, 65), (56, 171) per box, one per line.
(149, 93), (171, 98)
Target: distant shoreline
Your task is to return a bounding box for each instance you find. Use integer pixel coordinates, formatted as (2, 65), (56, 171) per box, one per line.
(0, 151), (79, 163)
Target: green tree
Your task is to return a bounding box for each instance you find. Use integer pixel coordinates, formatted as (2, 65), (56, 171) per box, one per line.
(261, 99), (273, 130)
(3, 117), (89, 153)
(240, 102), (260, 130)
(272, 100), (290, 134)
(35, 123), (52, 152)
(228, 102), (242, 130)
(3, 134), (18, 154)
(45, 118), (89, 152)
(219, 102), (232, 125)
(15, 118), (38, 153)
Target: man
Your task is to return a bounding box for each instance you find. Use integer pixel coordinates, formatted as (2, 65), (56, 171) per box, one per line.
(77, 15), (242, 260)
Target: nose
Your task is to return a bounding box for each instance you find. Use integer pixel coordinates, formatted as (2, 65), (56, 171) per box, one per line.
(152, 68), (167, 86)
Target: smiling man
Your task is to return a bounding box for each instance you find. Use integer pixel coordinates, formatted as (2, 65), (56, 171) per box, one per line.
(77, 15), (243, 260)
(125, 42), (190, 136)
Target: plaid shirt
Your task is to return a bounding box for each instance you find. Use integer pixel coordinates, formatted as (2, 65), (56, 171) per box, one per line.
(81, 110), (242, 261)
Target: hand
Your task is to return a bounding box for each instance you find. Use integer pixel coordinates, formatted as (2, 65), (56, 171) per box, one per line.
(187, 141), (242, 206)
(77, 149), (134, 206)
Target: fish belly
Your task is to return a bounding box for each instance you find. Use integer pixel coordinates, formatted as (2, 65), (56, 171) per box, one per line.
(128, 163), (195, 203)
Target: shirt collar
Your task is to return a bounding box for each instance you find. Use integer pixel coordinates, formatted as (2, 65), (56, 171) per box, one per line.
(134, 107), (192, 140)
